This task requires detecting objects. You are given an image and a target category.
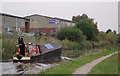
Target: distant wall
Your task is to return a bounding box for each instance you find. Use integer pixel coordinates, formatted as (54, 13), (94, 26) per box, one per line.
(26, 15), (58, 28)
(58, 20), (75, 28)
(30, 28), (56, 34)
(2, 15), (25, 32)
(26, 15), (76, 34)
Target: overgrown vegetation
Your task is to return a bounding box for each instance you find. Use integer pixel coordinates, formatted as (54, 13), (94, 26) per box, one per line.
(75, 20), (98, 41)
(105, 32), (118, 45)
(72, 14), (99, 36)
(55, 14), (118, 57)
(2, 39), (17, 62)
(2, 28), (119, 61)
(56, 26), (86, 43)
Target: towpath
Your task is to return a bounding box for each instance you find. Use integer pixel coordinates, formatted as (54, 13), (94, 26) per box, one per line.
(72, 51), (118, 74)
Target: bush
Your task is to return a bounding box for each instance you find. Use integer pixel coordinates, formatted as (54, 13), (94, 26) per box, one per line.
(56, 26), (86, 43)
(118, 34), (120, 46)
(59, 40), (91, 58)
(98, 41), (111, 48)
(62, 50), (83, 58)
(75, 20), (96, 41)
(59, 39), (82, 50)
(80, 41), (92, 50)
(105, 32), (118, 45)
(59, 40), (83, 58)
(92, 36), (99, 42)
(98, 32), (106, 40)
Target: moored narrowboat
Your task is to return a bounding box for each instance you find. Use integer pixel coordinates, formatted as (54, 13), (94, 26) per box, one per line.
(13, 41), (62, 63)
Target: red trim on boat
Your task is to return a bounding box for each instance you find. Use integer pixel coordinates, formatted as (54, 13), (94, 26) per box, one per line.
(13, 61), (18, 63)
(13, 61), (30, 63)
(20, 62), (30, 63)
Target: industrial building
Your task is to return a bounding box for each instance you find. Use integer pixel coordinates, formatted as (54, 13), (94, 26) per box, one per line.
(0, 13), (76, 34)
(1, 13), (30, 33)
(25, 14), (58, 34)
(25, 14), (75, 34)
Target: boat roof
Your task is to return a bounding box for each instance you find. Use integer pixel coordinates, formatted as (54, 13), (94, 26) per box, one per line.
(40, 41), (62, 54)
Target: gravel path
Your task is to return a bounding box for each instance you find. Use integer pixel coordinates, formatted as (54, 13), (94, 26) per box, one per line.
(72, 51), (118, 74)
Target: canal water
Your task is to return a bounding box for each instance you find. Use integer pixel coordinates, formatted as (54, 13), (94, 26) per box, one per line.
(1, 62), (21, 74)
(0, 62), (58, 74)
(0, 56), (71, 74)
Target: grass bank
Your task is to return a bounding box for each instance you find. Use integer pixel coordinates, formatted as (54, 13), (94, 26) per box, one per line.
(1, 34), (118, 62)
(36, 36), (93, 58)
(2, 39), (17, 62)
(39, 47), (118, 74)
(89, 54), (118, 74)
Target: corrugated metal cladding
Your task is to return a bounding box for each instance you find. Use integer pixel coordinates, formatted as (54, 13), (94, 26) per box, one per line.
(26, 15), (58, 28)
(1, 13), (30, 33)
(1, 13), (76, 33)
(25, 14), (76, 34)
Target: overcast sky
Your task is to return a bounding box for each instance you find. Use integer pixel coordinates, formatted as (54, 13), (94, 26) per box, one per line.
(1, 0), (119, 32)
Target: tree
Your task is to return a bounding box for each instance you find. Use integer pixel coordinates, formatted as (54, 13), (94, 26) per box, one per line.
(56, 26), (86, 43)
(72, 15), (81, 22)
(72, 14), (99, 35)
(105, 32), (118, 45)
(75, 20), (98, 41)
(80, 14), (88, 20)
(98, 31), (106, 40)
(106, 29), (112, 34)
(72, 14), (88, 22)
(118, 34), (120, 47)
(113, 30), (117, 34)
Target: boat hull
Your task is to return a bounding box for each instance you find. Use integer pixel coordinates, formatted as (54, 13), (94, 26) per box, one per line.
(30, 48), (61, 63)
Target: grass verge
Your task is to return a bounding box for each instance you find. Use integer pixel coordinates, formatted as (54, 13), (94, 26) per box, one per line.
(89, 54), (118, 74)
(39, 47), (118, 74)
(2, 39), (17, 62)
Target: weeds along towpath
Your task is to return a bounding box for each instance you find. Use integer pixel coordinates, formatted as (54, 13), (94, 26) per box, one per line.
(72, 51), (118, 74)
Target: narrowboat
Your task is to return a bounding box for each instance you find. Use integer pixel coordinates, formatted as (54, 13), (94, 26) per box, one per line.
(13, 41), (62, 63)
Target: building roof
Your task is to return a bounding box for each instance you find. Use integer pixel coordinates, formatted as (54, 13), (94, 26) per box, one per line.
(0, 13), (76, 23)
(25, 14), (76, 23)
(25, 14), (55, 19)
(54, 17), (76, 23)
(0, 13), (30, 20)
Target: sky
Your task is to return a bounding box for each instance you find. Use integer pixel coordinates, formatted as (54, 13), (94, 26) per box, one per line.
(0, 0), (119, 32)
